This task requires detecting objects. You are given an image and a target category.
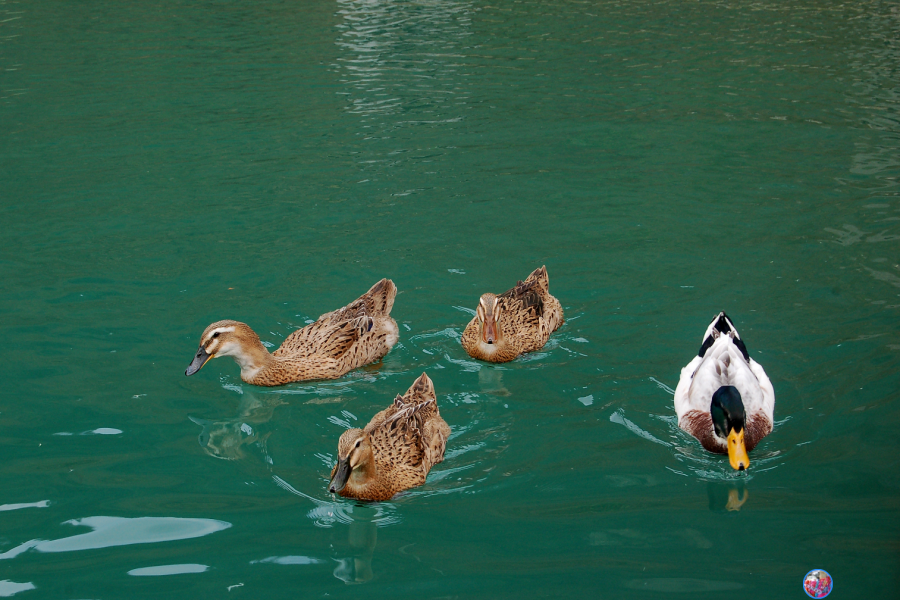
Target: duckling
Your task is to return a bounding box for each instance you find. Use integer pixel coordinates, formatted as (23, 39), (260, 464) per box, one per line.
(185, 279), (399, 386)
(674, 312), (775, 471)
(461, 265), (563, 363)
(328, 373), (450, 501)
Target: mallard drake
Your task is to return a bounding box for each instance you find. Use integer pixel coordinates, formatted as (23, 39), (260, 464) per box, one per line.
(185, 279), (399, 386)
(328, 373), (450, 501)
(674, 312), (775, 470)
(461, 265), (563, 363)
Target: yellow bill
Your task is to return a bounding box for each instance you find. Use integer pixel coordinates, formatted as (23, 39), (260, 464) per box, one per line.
(727, 428), (749, 471)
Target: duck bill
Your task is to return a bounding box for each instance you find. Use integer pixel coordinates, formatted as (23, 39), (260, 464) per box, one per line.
(329, 458), (351, 494)
(727, 428), (750, 471)
(482, 316), (497, 345)
(185, 346), (211, 376)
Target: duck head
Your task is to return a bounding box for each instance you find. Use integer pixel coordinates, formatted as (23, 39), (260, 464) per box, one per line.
(185, 320), (266, 377)
(710, 386), (750, 471)
(476, 293), (503, 345)
(329, 428), (374, 494)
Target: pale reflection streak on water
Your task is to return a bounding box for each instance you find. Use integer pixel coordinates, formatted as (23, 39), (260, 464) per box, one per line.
(0, 581), (35, 597)
(847, 6), (900, 179)
(334, 0), (472, 120)
(127, 564), (210, 576)
(0, 500), (50, 512)
(333, 0), (474, 191)
(833, 5), (900, 298)
(0, 516), (231, 560)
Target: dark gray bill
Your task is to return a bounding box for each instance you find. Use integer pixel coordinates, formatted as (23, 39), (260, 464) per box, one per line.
(185, 345), (211, 376)
(329, 458), (351, 493)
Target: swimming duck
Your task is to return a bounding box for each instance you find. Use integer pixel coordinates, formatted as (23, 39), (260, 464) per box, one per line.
(461, 265), (563, 363)
(674, 312), (775, 470)
(328, 373), (450, 501)
(185, 279), (399, 386)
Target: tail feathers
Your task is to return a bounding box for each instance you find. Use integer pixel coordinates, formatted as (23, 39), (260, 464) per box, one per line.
(363, 278), (397, 316)
(407, 372), (436, 402)
(714, 312), (738, 338)
(698, 312), (750, 362)
(525, 265), (550, 292)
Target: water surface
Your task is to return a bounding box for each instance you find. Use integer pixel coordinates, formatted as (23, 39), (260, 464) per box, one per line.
(1, 0), (898, 597)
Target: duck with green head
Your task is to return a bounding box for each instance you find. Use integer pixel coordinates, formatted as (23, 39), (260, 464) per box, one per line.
(674, 312), (774, 471)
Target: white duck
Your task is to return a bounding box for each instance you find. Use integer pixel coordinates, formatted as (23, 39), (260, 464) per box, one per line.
(674, 312), (775, 471)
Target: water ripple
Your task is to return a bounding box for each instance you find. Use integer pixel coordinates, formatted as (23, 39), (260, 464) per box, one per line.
(272, 475), (402, 528)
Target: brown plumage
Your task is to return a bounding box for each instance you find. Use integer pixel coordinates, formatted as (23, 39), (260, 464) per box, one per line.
(679, 410), (772, 455)
(328, 373), (451, 501)
(460, 265), (563, 363)
(185, 279), (399, 386)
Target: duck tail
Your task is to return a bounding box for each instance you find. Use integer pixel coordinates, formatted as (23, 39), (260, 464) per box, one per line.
(526, 265), (550, 293)
(408, 372), (436, 403)
(364, 278), (397, 316)
(698, 312), (750, 362)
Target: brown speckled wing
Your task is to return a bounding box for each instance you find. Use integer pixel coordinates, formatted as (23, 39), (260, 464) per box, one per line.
(543, 294), (564, 333)
(502, 286), (545, 353)
(275, 322), (320, 357)
(307, 318), (369, 360)
(325, 298), (371, 324)
(423, 417), (450, 471)
(368, 379), (436, 471)
(369, 406), (428, 481)
(500, 279), (545, 318)
(325, 278), (395, 324)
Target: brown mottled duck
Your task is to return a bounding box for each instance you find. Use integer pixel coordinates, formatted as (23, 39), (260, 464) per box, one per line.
(185, 279), (399, 386)
(461, 265), (563, 363)
(328, 373), (450, 501)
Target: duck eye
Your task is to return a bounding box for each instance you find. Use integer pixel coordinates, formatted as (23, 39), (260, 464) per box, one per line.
(213, 332), (220, 338)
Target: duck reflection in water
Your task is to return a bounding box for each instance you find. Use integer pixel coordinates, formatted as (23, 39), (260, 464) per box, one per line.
(189, 391), (284, 462)
(333, 503), (378, 584)
(707, 480), (749, 512)
(478, 366), (510, 397)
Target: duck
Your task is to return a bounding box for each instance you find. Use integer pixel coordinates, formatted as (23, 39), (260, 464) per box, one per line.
(185, 279), (399, 386)
(674, 312), (775, 471)
(461, 265), (563, 363)
(328, 373), (450, 501)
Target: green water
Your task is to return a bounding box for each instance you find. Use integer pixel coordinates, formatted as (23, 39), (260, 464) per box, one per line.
(2, 0), (898, 597)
